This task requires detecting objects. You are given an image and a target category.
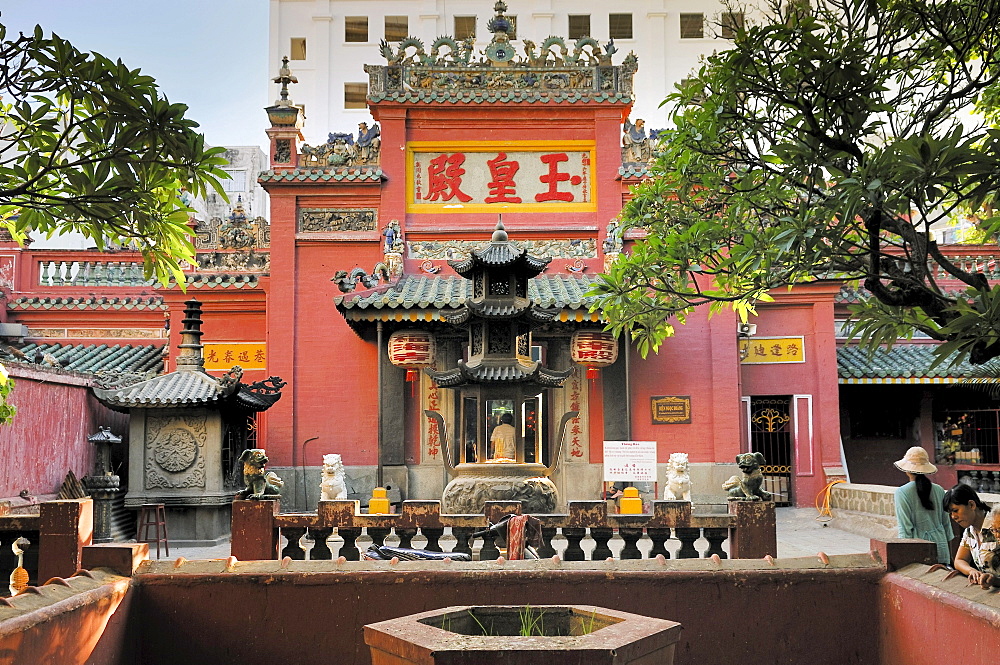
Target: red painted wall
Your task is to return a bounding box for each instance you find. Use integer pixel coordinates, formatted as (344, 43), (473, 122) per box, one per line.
(130, 566), (883, 665)
(623, 307), (742, 466)
(880, 572), (1000, 665)
(0, 575), (134, 665)
(739, 285), (842, 504)
(0, 365), (127, 498)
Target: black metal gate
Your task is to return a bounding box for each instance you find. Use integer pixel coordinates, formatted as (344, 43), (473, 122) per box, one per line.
(749, 397), (793, 506)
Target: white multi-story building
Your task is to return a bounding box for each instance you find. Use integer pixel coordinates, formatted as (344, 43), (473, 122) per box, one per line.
(192, 146), (270, 223)
(268, 0), (749, 143)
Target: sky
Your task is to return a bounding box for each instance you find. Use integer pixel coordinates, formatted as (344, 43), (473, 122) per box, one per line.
(1, 0), (271, 151)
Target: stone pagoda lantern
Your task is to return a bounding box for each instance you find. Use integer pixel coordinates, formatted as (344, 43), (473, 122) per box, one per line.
(425, 220), (578, 513)
(93, 298), (285, 545)
(82, 427), (122, 544)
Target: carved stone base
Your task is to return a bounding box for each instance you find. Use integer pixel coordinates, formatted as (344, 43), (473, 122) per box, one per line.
(441, 463), (557, 514)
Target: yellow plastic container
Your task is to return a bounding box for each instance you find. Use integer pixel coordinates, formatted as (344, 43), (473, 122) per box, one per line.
(619, 487), (643, 514)
(369, 487), (391, 514)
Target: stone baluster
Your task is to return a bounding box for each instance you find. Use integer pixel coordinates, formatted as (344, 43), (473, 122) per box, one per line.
(619, 528), (644, 559)
(307, 527), (333, 559)
(478, 529), (501, 560)
(590, 527), (613, 560)
(704, 528), (728, 558)
(395, 527), (417, 549)
(39, 261), (51, 286)
(50, 262), (64, 285)
(646, 527), (671, 558)
(562, 527), (587, 561)
(421, 527), (444, 552)
(95, 262), (108, 287)
(451, 527), (474, 556)
(368, 526), (391, 549)
(536, 527), (557, 558)
(338, 527), (362, 560)
(675, 527), (701, 559)
(280, 527), (307, 560)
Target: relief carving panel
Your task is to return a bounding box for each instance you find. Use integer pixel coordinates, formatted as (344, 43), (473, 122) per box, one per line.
(144, 413), (208, 489)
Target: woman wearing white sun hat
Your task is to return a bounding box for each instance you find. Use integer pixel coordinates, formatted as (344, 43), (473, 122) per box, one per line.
(893, 446), (954, 564)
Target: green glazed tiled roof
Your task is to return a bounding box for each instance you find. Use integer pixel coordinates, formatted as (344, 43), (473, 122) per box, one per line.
(9, 296), (165, 311)
(258, 167), (383, 183)
(367, 90), (633, 104)
(618, 164), (651, 179)
(837, 344), (978, 383)
(94, 369), (233, 409)
(180, 274), (262, 288)
(838, 285), (971, 304)
(336, 274), (598, 312)
(2, 343), (165, 374)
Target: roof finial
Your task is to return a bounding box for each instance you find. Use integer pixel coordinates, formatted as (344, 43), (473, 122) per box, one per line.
(491, 215), (508, 242)
(272, 56), (299, 107)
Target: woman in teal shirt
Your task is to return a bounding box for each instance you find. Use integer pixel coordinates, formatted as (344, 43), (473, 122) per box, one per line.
(893, 446), (954, 564)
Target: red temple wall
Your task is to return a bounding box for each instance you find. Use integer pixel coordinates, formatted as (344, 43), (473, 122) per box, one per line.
(624, 307), (742, 465)
(740, 287), (842, 503)
(0, 365), (127, 498)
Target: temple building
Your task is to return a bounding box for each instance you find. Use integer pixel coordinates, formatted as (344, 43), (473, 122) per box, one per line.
(2, 0), (999, 515)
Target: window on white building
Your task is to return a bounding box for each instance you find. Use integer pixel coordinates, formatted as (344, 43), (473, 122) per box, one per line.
(385, 16), (408, 42)
(680, 13), (705, 39)
(568, 15), (591, 39)
(609, 13), (633, 39)
(344, 82), (367, 109)
(221, 170), (247, 193)
(721, 12), (744, 38)
(290, 38), (307, 60)
(454, 16), (476, 40)
(345, 16), (368, 43)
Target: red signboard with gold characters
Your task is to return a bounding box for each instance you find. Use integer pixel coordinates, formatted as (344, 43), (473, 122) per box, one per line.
(407, 141), (596, 213)
(203, 343), (266, 371)
(739, 336), (805, 364)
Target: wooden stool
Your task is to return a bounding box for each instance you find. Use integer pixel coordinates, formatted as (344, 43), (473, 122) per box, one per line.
(136, 503), (169, 558)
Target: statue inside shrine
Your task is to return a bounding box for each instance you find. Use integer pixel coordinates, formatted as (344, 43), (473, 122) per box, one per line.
(490, 413), (517, 461)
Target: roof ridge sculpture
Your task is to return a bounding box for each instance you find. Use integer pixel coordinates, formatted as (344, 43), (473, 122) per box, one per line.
(365, 1), (637, 102)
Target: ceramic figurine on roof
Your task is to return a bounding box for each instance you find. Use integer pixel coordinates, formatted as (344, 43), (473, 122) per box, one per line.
(300, 122), (381, 168)
(622, 118), (652, 164)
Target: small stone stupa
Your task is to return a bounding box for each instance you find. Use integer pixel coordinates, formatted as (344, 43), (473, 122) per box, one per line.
(93, 298), (284, 545)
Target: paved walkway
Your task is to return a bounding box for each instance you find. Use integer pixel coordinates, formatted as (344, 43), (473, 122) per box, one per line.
(162, 507), (875, 562)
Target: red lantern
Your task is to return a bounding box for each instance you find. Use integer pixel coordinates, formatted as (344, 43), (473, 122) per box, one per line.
(388, 330), (436, 382)
(571, 330), (618, 379)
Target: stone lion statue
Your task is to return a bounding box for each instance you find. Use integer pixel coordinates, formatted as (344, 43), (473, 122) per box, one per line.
(320, 453), (348, 501)
(722, 452), (772, 501)
(662, 452), (692, 502)
(236, 448), (283, 500)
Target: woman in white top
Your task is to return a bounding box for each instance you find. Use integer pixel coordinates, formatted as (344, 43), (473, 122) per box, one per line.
(944, 484), (998, 588)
